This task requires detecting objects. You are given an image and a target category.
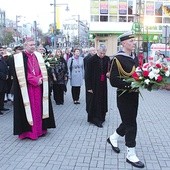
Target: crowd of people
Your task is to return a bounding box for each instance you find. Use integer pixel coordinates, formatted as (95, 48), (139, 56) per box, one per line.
(2, 32), (170, 168)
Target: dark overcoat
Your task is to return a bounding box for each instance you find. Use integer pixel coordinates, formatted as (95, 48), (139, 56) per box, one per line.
(85, 54), (110, 121)
(12, 52), (56, 135)
(0, 55), (8, 92)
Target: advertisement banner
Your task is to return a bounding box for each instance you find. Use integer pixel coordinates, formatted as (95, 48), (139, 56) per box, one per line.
(109, 1), (118, 15)
(100, 1), (108, 14)
(146, 1), (154, 15)
(119, 0), (127, 15)
(90, 1), (99, 14)
(162, 3), (170, 16)
(56, 7), (61, 29)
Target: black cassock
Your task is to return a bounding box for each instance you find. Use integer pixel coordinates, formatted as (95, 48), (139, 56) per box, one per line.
(85, 54), (110, 123)
(11, 52), (56, 135)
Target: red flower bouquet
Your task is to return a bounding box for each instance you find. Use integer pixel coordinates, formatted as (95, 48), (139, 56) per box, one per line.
(125, 62), (170, 91)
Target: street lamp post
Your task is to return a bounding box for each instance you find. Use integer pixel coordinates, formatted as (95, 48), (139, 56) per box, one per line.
(0, 10), (5, 45)
(72, 15), (80, 46)
(77, 15), (80, 46)
(0, 10), (5, 27)
(16, 15), (21, 43)
(144, 16), (155, 62)
(53, 0), (57, 50)
(146, 26), (149, 62)
(50, 1), (69, 50)
(34, 21), (38, 47)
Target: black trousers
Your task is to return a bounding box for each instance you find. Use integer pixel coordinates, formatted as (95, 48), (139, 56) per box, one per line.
(71, 86), (80, 101)
(116, 90), (139, 147)
(53, 84), (64, 104)
(0, 92), (5, 109)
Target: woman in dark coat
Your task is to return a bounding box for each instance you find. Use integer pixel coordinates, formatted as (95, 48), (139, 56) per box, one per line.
(0, 47), (9, 115)
(51, 49), (68, 105)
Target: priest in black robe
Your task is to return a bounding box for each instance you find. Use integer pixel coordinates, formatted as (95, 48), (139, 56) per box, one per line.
(85, 45), (110, 128)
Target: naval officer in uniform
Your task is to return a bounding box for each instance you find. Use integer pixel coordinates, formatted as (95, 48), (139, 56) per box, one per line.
(108, 31), (145, 168)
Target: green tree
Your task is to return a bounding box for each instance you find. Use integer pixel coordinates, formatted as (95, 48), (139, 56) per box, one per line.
(3, 31), (15, 45)
(72, 36), (79, 46)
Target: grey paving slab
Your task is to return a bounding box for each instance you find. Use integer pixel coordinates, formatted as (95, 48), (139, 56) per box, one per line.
(0, 81), (170, 170)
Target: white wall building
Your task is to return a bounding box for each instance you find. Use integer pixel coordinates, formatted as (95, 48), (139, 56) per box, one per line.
(89, 0), (170, 56)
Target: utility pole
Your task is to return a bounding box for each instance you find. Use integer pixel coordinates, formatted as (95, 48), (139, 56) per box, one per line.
(78, 15), (80, 46)
(0, 10), (5, 27)
(53, 0), (57, 50)
(72, 14), (80, 46)
(50, 2), (69, 49)
(135, 0), (145, 56)
(34, 21), (37, 47)
(16, 15), (21, 43)
(0, 10), (6, 45)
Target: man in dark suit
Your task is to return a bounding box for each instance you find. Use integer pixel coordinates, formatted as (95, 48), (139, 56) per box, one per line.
(0, 46), (9, 115)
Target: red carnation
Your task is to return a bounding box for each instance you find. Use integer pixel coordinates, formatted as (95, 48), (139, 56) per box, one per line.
(162, 66), (168, 71)
(155, 63), (162, 68)
(132, 72), (139, 80)
(156, 75), (163, 82)
(143, 70), (149, 77)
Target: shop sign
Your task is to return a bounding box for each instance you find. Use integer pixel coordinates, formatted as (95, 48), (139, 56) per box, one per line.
(63, 24), (78, 31)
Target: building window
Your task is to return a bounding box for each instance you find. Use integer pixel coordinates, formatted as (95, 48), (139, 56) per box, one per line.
(128, 16), (134, 22)
(119, 16), (127, 22)
(90, 0), (99, 15)
(162, 3), (170, 17)
(109, 0), (118, 15)
(145, 1), (154, 15)
(100, 15), (108, 22)
(128, 0), (133, 15)
(119, 0), (127, 15)
(163, 17), (170, 23)
(109, 16), (117, 22)
(100, 0), (108, 14)
(91, 15), (99, 22)
(89, 0), (170, 25)
(155, 2), (163, 16)
(155, 17), (162, 23)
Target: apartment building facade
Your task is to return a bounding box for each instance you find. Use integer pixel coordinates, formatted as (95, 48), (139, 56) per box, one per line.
(89, 0), (170, 56)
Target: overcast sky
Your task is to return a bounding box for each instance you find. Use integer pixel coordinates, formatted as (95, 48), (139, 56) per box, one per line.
(0, 0), (90, 32)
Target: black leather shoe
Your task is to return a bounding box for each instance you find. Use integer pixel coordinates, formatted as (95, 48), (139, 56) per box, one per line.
(95, 122), (103, 128)
(126, 159), (144, 168)
(0, 108), (9, 111)
(90, 120), (103, 128)
(107, 138), (120, 153)
(0, 111), (3, 115)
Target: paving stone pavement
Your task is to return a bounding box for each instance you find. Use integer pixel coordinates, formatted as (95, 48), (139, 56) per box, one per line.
(0, 82), (170, 170)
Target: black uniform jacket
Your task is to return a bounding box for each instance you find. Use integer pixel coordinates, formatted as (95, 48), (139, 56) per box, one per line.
(109, 52), (139, 90)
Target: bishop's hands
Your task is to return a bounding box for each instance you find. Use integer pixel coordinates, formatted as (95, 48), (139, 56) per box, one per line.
(106, 72), (110, 78)
(38, 77), (43, 85)
(28, 121), (33, 126)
